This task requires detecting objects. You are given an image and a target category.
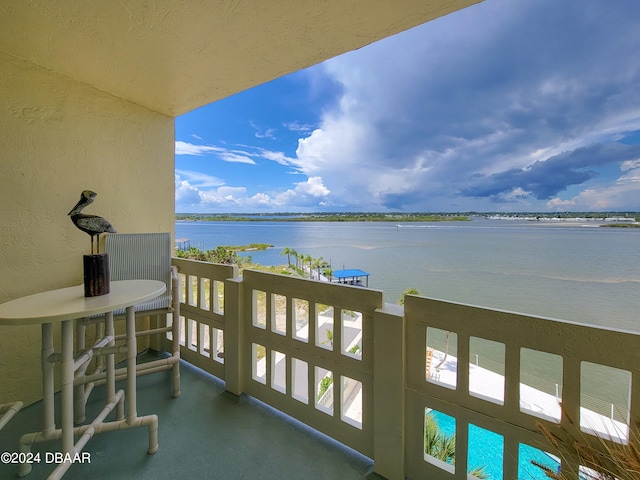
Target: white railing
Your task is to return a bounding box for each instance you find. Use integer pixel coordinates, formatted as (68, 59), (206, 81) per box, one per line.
(404, 295), (640, 480)
(239, 269), (381, 456)
(170, 258), (238, 380)
(166, 258), (640, 480)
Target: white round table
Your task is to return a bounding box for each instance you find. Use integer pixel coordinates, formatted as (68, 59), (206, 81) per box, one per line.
(0, 280), (166, 479)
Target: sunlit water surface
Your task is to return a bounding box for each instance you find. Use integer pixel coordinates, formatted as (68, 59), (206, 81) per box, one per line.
(176, 218), (639, 332)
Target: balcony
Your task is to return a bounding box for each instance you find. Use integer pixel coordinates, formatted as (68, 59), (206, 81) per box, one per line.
(0, 352), (374, 480)
(2, 257), (638, 479)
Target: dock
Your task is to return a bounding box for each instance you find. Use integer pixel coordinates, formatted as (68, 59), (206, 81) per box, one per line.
(332, 269), (370, 287)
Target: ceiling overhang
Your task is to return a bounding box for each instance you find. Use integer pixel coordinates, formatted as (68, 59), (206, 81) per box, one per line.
(0, 1), (481, 117)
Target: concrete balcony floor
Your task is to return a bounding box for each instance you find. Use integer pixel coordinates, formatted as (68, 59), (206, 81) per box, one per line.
(0, 353), (374, 480)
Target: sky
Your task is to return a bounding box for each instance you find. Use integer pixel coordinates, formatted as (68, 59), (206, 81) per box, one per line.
(175, 0), (640, 213)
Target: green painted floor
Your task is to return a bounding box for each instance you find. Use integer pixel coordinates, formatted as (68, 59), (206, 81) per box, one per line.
(0, 353), (375, 479)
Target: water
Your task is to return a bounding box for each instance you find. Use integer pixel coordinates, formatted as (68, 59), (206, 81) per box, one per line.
(176, 218), (640, 331)
(429, 409), (558, 479)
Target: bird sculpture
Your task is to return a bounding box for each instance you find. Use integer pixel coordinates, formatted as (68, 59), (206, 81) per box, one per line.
(68, 190), (117, 254)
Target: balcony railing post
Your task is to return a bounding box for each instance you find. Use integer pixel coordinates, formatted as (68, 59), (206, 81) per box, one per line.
(223, 277), (244, 398)
(372, 303), (405, 480)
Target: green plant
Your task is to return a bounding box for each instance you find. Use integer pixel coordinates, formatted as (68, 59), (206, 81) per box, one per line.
(280, 247), (293, 266)
(425, 413), (456, 465)
(323, 329), (333, 347)
(207, 246), (239, 264)
(532, 412), (640, 480)
(425, 412), (490, 479)
(317, 375), (333, 400)
(399, 287), (422, 305)
(176, 246), (207, 261)
(175, 245), (239, 264)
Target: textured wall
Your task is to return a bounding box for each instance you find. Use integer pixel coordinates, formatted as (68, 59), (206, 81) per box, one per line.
(0, 52), (174, 405)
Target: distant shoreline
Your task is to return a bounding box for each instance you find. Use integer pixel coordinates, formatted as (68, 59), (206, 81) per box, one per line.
(175, 213), (470, 222)
(175, 212), (640, 226)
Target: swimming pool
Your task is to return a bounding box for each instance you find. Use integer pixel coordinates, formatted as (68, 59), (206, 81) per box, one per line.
(428, 410), (559, 479)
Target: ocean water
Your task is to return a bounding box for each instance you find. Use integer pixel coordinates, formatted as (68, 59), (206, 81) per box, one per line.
(175, 218), (640, 332)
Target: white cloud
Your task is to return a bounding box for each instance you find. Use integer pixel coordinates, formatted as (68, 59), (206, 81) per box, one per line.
(547, 164), (640, 211)
(177, 0), (640, 212)
(546, 197), (576, 210)
(216, 152), (257, 165)
(250, 121), (277, 139)
(175, 176), (201, 207)
(291, 0), (640, 211)
(255, 129), (276, 139)
(175, 172), (331, 212)
(175, 141), (223, 156)
(284, 121), (316, 133)
(272, 177), (331, 207)
(621, 159), (640, 171)
(256, 148), (298, 167)
(294, 176), (330, 197)
(176, 140), (309, 168)
(175, 141), (256, 164)
(503, 188), (530, 201)
(175, 170), (225, 188)
(249, 193), (272, 205)
(200, 186), (247, 206)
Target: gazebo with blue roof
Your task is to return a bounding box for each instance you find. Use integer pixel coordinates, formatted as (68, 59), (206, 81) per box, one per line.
(332, 269), (370, 287)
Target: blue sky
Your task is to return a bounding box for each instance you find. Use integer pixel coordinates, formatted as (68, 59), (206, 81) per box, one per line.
(175, 0), (640, 213)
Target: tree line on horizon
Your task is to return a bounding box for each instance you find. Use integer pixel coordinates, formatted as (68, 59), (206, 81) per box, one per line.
(176, 212), (469, 222)
(176, 211), (640, 223)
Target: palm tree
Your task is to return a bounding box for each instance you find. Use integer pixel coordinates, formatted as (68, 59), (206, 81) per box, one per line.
(425, 413), (489, 479)
(434, 331), (451, 370)
(533, 412), (640, 480)
(309, 257), (317, 279)
(314, 256), (324, 279)
(424, 413), (449, 461)
(290, 249), (298, 269)
(468, 466), (490, 479)
(280, 247), (292, 266)
(303, 254), (312, 277)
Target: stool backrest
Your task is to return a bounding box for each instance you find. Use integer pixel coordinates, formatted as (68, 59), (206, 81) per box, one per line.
(105, 233), (172, 312)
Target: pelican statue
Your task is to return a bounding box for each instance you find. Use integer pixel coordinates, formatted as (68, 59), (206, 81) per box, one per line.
(68, 190), (117, 254)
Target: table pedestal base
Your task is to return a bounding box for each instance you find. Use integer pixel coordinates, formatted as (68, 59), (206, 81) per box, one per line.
(0, 401), (23, 431)
(18, 394), (158, 479)
(17, 306), (157, 479)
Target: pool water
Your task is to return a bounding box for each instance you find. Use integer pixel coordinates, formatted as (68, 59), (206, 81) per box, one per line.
(429, 410), (559, 479)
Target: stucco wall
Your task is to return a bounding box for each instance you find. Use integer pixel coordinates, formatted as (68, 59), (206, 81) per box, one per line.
(0, 52), (174, 405)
